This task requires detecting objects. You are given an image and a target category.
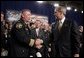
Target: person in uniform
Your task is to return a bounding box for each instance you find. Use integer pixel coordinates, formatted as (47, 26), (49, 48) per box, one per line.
(10, 9), (35, 57)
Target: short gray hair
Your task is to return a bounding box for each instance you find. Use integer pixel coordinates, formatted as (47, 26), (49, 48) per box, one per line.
(21, 9), (31, 14)
(54, 6), (66, 15)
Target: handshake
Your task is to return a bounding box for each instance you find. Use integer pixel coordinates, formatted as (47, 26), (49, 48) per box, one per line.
(34, 38), (43, 49)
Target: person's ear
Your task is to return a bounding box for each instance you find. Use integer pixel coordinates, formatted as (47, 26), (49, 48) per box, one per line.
(21, 14), (24, 18)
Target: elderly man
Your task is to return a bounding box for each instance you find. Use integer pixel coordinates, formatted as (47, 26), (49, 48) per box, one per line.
(10, 9), (37, 57)
(10, 9), (44, 57)
(51, 6), (80, 57)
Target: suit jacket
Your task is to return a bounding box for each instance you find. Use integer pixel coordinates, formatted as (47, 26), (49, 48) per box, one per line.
(51, 18), (80, 57)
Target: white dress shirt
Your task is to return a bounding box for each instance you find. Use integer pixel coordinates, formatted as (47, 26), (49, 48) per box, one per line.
(36, 28), (39, 36)
(58, 16), (65, 30)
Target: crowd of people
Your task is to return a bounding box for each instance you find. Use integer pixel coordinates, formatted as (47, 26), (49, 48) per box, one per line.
(1, 6), (83, 57)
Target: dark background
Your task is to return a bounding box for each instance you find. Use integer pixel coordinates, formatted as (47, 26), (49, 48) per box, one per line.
(1, 1), (83, 25)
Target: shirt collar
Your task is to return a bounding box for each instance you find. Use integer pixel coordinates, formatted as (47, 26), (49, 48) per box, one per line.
(59, 16), (65, 24)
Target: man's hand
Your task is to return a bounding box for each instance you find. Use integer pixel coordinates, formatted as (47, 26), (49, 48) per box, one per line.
(36, 45), (43, 49)
(74, 54), (79, 57)
(35, 39), (43, 46)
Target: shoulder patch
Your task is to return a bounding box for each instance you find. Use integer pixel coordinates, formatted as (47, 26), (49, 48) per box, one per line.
(16, 23), (23, 29)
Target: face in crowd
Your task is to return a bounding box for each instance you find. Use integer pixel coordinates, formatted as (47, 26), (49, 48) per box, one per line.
(54, 6), (66, 20)
(21, 9), (31, 22)
(35, 20), (42, 28)
(1, 13), (4, 22)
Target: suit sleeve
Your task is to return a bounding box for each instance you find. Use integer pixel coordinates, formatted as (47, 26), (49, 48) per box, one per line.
(71, 20), (80, 54)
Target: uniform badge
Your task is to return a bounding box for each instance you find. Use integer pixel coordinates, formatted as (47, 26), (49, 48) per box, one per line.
(16, 23), (23, 29)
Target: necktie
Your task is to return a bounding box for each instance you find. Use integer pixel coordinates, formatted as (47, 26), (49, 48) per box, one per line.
(58, 21), (62, 31)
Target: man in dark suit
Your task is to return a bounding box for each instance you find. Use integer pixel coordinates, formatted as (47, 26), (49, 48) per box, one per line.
(51, 6), (80, 57)
(10, 9), (35, 57)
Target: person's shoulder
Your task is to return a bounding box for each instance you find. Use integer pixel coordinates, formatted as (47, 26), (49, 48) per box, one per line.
(13, 20), (23, 29)
(65, 18), (75, 23)
(65, 18), (71, 22)
(65, 18), (78, 26)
